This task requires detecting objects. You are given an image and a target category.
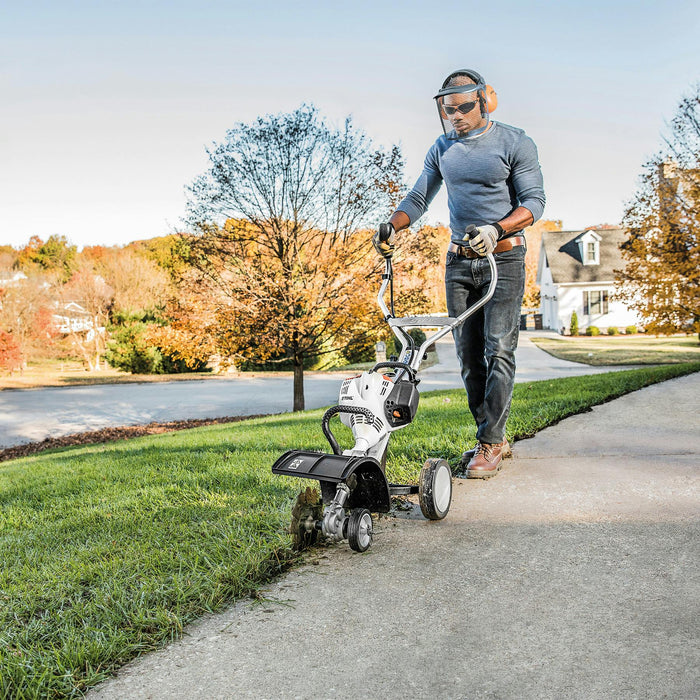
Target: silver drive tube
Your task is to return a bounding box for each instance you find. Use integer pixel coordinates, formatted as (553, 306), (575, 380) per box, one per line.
(376, 262), (392, 319)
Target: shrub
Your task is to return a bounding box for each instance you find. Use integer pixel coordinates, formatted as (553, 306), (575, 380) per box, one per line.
(569, 311), (579, 336)
(625, 326), (638, 335)
(106, 316), (206, 374)
(340, 335), (378, 365)
(586, 326), (600, 336)
(105, 322), (165, 373)
(608, 326), (619, 335)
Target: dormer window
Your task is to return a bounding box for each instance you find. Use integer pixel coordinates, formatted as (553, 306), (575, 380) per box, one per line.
(587, 241), (597, 263)
(579, 230), (601, 265)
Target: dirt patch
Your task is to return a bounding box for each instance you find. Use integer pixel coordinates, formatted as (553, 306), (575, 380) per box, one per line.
(0, 415), (268, 463)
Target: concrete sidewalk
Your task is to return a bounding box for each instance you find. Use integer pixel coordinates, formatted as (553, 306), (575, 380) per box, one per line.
(91, 373), (700, 700)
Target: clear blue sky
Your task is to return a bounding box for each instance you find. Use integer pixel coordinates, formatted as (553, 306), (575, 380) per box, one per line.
(1, 0), (699, 248)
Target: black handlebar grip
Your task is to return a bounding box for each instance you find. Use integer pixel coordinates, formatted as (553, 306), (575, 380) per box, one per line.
(370, 361), (417, 380)
(378, 223), (394, 242)
(464, 224), (478, 240)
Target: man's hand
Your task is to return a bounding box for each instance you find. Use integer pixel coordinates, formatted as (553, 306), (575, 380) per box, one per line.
(373, 222), (395, 258)
(465, 224), (499, 256)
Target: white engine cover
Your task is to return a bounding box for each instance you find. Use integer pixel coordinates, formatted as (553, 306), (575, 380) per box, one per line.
(337, 371), (394, 454)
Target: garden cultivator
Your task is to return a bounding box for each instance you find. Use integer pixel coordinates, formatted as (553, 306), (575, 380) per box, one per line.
(273, 245), (497, 552)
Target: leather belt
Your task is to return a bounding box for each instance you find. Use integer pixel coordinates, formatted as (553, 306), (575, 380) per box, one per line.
(448, 235), (526, 259)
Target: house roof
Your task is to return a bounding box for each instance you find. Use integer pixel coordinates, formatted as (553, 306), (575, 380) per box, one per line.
(541, 228), (628, 284)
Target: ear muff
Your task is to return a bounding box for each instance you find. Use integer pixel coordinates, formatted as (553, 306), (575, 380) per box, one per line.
(484, 85), (498, 113)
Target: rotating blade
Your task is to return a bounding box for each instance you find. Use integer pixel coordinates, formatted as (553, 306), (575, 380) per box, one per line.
(289, 486), (322, 551)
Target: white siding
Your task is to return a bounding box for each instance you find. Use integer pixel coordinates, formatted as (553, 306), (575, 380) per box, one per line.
(556, 283), (641, 331)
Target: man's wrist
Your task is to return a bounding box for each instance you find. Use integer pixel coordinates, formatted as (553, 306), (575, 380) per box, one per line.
(389, 210), (410, 233)
(490, 222), (506, 238)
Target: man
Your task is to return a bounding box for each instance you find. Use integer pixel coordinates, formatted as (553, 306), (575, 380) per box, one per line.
(373, 68), (545, 478)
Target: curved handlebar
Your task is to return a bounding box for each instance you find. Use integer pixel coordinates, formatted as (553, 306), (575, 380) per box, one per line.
(321, 405), (377, 455)
(377, 245), (499, 373)
(369, 361), (416, 381)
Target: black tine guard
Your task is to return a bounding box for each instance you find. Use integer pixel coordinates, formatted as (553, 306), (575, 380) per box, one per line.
(272, 450), (391, 512)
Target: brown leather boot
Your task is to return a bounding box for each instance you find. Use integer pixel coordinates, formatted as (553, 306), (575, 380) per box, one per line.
(466, 440), (510, 479)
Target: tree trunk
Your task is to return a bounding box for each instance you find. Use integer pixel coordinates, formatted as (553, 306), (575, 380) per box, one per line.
(293, 356), (305, 412)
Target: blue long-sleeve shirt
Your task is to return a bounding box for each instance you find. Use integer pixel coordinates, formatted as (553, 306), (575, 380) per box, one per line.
(397, 121), (545, 243)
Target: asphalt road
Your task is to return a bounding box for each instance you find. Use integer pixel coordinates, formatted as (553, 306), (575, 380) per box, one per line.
(0, 333), (628, 449)
(89, 372), (700, 699)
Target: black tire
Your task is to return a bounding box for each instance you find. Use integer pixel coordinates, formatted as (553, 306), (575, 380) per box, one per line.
(347, 508), (373, 552)
(419, 458), (452, 520)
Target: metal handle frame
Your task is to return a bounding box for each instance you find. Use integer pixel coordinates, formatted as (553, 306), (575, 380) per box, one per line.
(377, 252), (498, 374)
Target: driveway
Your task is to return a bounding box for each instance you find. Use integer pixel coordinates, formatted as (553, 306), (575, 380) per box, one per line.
(0, 332), (629, 449)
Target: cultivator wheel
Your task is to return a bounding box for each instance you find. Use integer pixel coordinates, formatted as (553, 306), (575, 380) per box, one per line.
(289, 486), (323, 551)
(419, 458), (452, 520)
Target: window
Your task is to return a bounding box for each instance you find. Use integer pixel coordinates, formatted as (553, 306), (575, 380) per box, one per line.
(587, 242), (596, 263)
(583, 290), (609, 315)
(580, 234), (600, 265)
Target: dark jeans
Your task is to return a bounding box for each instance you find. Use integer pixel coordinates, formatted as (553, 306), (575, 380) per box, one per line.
(445, 245), (526, 444)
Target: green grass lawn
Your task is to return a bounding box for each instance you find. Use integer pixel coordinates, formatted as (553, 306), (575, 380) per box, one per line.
(1, 363), (699, 698)
(530, 334), (700, 365)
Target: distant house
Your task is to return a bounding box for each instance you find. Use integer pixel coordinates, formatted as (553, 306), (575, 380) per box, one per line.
(537, 228), (642, 333)
(52, 301), (96, 335)
(0, 271), (28, 286)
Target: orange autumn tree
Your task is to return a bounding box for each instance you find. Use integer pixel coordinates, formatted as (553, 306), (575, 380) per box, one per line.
(0, 330), (22, 372)
(394, 224), (452, 314)
(155, 224), (448, 377)
(183, 106), (404, 410)
(616, 85), (700, 339)
(522, 218), (562, 308)
(0, 273), (58, 370)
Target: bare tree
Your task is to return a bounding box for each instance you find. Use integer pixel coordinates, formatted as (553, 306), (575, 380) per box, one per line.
(184, 105), (404, 410)
(94, 248), (172, 316)
(58, 265), (113, 371)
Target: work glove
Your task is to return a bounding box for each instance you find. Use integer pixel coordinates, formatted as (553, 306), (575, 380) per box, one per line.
(373, 222), (395, 259)
(465, 224), (499, 256)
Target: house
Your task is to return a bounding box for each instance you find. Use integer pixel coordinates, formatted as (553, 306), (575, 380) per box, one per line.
(537, 228), (642, 333)
(0, 271), (28, 286)
(52, 300), (98, 335)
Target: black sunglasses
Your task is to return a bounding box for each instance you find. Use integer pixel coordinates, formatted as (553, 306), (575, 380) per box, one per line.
(442, 101), (478, 116)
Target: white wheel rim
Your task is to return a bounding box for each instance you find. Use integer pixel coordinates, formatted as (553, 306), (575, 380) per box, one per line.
(433, 465), (452, 513)
(358, 513), (372, 548)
